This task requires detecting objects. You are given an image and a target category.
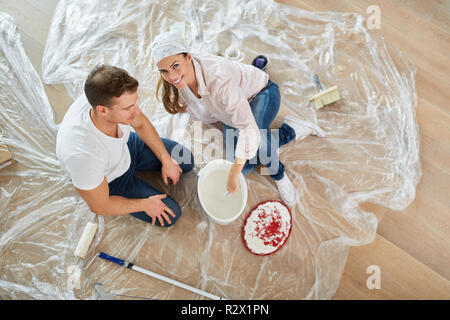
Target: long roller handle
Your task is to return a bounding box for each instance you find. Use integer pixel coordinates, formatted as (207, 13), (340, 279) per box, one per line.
(99, 252), (127, 267)
(98, 252), (224, 300)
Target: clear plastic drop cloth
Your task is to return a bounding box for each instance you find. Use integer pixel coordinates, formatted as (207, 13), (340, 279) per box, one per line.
(0, 0), (421, 299)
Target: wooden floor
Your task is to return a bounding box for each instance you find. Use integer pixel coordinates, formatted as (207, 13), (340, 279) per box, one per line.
(1, 0), (449, 299)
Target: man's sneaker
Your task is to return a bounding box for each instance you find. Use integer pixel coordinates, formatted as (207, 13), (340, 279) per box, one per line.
(275, 174), (297, 207)
(284, 114), (325, 140)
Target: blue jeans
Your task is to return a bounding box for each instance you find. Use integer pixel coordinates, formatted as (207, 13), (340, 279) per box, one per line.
(108, 132), (194, 227)
(223, 80), (296, 181)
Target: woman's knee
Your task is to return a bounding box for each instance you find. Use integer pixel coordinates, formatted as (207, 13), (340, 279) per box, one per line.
(242, 161), (257, 176)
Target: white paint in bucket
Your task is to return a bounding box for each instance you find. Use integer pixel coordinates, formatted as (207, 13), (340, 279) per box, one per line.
(200, 170), (243, 220)
(197, 159), (247, 225)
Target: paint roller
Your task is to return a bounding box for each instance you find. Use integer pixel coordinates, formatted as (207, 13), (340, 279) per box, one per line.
(74, 222), (97, 259)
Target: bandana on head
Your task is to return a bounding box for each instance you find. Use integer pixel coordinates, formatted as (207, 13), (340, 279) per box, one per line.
(150, 30), (189, 65)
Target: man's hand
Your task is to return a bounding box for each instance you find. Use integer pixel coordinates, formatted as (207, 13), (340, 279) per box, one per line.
(142, 194), (176, 226)
(161, 157), (183, 186)
(132, 111), (182, 185)
(75, 178), (176, 227)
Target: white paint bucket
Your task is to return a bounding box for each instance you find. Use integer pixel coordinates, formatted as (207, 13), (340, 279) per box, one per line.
(197, 159), (248, 225)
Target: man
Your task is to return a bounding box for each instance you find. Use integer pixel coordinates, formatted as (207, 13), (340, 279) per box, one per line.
(56, 65), (194, 227)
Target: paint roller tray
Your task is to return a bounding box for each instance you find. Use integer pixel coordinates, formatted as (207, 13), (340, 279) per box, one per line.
(242, 200), (292, 256)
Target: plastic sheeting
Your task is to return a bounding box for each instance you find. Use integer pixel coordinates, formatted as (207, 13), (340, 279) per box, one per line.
(0, 0), (421, 299)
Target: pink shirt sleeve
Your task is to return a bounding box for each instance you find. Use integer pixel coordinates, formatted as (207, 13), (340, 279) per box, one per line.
(213, 77), (261, 160)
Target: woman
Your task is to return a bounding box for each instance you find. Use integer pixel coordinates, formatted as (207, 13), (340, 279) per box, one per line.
(151, 31), (324, 206)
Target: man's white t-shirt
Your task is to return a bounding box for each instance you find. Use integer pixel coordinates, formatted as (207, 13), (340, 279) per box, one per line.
(56, 94), (131, 190)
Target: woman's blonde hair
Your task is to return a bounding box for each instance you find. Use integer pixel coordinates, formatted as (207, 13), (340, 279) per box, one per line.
(155, 52), (187, 114)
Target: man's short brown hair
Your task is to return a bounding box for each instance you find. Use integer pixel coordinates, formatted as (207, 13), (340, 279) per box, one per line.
(84, 65), (139, 109)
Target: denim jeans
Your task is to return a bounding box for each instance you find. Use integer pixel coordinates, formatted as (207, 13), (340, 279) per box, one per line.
(108, 132), (194, 227)
(223, 80), (296, 181)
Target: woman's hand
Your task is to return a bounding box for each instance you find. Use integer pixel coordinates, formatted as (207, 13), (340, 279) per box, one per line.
(227, 158), (246, 193)
(161, 157), (183, 185)
(226, 171), (241, 194)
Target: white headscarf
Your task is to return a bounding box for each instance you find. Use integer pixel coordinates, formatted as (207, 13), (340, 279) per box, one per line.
(150, 30), (189, 65)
